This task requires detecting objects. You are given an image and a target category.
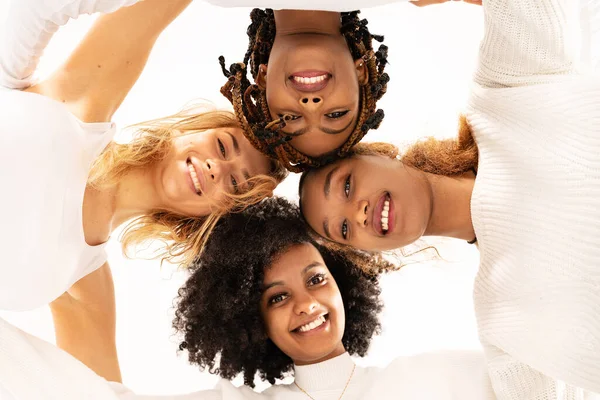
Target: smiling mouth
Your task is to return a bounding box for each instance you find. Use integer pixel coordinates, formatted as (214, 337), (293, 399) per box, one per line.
(186, 158), (202, 196)
(288, 71), (331, 92)
(293, 314), (329, 333)
(374, 193), (392, 236)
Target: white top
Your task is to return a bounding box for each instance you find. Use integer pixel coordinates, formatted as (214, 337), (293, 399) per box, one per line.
(202, 0), (406, 12)
(0, 315), (494, 400)
(466, 0), (600, 398)
(0, 0), (139, 311)
(113, 351), (494, 400)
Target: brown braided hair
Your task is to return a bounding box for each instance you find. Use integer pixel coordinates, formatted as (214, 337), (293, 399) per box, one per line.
(219, 9), (390, 173)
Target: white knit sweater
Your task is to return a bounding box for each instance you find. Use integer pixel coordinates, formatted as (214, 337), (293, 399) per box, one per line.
(466, 1), (600, 399)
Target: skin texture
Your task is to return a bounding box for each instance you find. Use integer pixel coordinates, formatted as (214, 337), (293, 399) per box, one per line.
(256, 10), (368, 157)
(261, 243), (346, 366)
(300, 155), (431, 252)
(155, 127), (272, 217)
(300, 153), (477, 251)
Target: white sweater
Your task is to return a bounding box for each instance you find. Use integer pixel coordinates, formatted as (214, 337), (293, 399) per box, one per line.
(466, 0), (600, 399)
(0, 0), (140, 311)
(0, 315), (494, 400)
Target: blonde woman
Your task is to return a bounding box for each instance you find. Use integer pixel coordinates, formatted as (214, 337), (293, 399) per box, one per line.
(0, 0), (286, 378)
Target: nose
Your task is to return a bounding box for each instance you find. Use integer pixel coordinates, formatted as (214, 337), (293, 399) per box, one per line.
(299, 95), (323, 109)
(206, 158), (232, 184)
(354, 200), (369, 228)
(293, 292), (320, 316)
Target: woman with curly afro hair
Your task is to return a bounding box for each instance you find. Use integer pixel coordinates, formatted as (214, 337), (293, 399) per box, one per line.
(2, 197), (493, 399)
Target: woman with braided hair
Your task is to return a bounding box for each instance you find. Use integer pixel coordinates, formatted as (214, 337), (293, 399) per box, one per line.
(299, 0), (600, 398)
(0, 197), (494, 399)
(215, 1), (481, 172)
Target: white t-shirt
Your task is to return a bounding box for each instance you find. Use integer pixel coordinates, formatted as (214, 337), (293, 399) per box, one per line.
(203, 0), (407, 12)
(0, 0), (140, 311)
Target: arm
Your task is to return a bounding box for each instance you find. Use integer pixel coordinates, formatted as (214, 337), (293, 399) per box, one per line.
(0, 0), (142, 90)
(474, 0), (584, 88)
(26, 0), (193, 123)
(49, 262), (121, 382)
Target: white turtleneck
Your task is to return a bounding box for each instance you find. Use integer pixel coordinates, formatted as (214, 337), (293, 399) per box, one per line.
(466, 0), (600, 398)
(0, 315), (494, 400)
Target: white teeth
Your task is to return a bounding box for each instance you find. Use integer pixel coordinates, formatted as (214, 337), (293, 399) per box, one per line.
(297, 315), (326, 333)
(293, 75), (327, 84)
(187, 162), (201, 194)
(381, 199), (390, 232)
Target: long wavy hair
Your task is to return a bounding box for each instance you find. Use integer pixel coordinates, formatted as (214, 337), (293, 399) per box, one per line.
(88, 104), (288, 265)
(219, 9), (390, 172)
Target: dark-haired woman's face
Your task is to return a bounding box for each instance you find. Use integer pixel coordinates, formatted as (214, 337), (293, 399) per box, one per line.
(260, 243), (346, 365)
(300, 154), (432, 252)
(258, 35), (368, 158)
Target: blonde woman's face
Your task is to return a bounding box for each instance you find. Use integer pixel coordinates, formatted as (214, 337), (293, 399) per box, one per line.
(300, 154), (431, 252)
(156, 127), (272, 216)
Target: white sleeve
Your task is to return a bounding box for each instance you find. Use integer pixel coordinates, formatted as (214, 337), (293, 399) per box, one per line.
(474, 0), (589, 88)
(110, 382), (223, 400)
(485, 347), (596, 400)
(0, 0), (141, 90)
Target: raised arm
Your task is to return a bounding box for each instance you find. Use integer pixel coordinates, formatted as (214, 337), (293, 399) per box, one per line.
(474, 0), (586, 88)
(49, 262), (121, 382)
(0, 0), (141, 90)
(25, 0), (192, 122)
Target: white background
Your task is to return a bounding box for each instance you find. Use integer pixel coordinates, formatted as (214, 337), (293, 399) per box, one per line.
(1, 1), (484, 396)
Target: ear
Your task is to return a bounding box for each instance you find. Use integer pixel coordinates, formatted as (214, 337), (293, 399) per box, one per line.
(354, 58), (369, 86)
(256, 64), (268, 90)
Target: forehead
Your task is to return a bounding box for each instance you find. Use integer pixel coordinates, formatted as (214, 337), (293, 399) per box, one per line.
(264, 243), (325, 281)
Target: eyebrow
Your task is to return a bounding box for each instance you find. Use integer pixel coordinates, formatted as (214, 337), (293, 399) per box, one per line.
(323, 219), (332, 240)
(227, 132), (251, 181)
(262, 261), (324, 292)
(287, 116), (356, 137)
(324, 166), (339, 199)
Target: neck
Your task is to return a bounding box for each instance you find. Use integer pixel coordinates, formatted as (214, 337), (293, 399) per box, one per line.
(273, 10), (341, 36)
(111, 167), (163, 228)
(293, 343), (346, 366)
(423, 171), (476, 241)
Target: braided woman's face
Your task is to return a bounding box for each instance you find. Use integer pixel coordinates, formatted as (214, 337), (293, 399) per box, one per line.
(257, 33), (368, 157)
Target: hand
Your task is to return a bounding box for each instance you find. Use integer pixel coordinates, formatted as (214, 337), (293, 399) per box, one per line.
(410, 0), (482, 6)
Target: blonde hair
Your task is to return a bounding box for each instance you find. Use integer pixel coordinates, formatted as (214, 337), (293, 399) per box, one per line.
(88, 104), (288, 265)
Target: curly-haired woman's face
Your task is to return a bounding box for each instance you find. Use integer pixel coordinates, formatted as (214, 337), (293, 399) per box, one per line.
(154, 127), (272, 216)
(260, 243), (346, 365)
(257, 34), (368, 158)
(300, 154), (432, 252)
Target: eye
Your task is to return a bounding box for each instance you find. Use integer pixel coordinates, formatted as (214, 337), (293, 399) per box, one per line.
(325, 110), (349, 119)
(269, 293), (288, 305)
(231, 176), (239, 193)
(218, 139), (226, 158)
(341, 220), (348, 240)
(278, 113), (301, 121)
(307, 273), (326, 286)
(344, 175), (351, 197)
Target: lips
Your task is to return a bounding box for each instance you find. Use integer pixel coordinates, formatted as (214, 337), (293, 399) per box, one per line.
(291, 313), (329, 334)
(288, 70), (331, 92)
(373, 193), (394, 236)
(186, 157), (205, 196)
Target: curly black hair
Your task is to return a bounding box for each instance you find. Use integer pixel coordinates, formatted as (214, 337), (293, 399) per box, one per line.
(219, 9), (389, 172)
(173, 197), (385, 388)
